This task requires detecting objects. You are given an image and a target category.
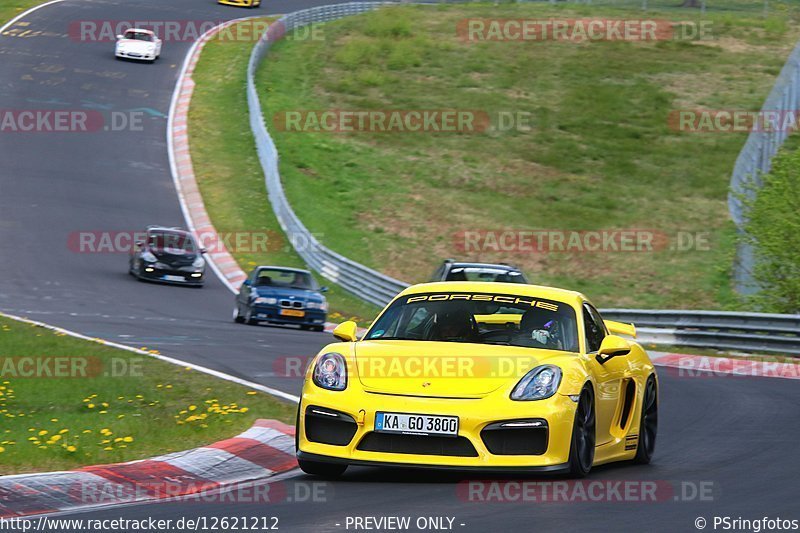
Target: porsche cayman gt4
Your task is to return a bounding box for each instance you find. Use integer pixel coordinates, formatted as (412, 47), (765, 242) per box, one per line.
(296, 281), (658, 477)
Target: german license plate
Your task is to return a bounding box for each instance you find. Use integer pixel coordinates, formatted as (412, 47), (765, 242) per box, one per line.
(280, 309), (305, 317)
(375, 412), (458, 437)
(163, 275), (184, 282)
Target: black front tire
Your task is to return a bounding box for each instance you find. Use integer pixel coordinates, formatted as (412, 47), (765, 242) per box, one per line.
(298, 458), (347, 478)
(244, 307), (258, 325)
(233, 305), (245, 324)
(567, 386), (596, 478)
(634, 375), (658, 464)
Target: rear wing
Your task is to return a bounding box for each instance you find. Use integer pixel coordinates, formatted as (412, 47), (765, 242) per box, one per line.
(604, 320), (636, 338)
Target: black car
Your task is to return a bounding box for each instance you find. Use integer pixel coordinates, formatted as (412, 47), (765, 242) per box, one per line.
(429, 259), (529, 284)
(129, 226), (206, 287)
(234, 266), (328, 331)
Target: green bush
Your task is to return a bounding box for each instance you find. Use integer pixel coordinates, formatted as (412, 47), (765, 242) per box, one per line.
(741, 148), (800, 313)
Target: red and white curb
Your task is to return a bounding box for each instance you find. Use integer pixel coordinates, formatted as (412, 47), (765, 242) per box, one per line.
(0, 419), (296, 518)
(168, 18), (259, 294)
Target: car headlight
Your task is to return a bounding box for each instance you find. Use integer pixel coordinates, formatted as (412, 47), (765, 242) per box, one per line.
(306, 300), (328, 311)
(192, 256), (205, 268)
(511, 365), (562, 401)
(253, 297), (277, 305)
(313, 352), (347, 391)
(141, 251), (157, 263)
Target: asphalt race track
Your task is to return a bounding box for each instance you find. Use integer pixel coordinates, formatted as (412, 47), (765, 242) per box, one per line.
(0, 0), (342, 396)
(1, 1), (798, 532)
(62, 372), (800, 532)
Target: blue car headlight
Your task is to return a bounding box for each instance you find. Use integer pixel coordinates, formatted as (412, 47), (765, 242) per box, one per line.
(511, 365), (562, 401)
(313, 353), (347, 391)
(253, 297), (277, 305)
(306, 300), (328, 311)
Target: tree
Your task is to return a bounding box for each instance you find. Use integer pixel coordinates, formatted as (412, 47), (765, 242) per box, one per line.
(740, 148), (800, 313)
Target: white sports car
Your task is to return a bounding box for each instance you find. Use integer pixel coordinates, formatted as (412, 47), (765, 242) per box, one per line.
(115, 29), (161, 62)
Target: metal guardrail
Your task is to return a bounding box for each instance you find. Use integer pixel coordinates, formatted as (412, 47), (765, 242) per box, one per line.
(246, 2), (800, 353)
(247, 2), (410, 308)
(601, 309), (800, 355)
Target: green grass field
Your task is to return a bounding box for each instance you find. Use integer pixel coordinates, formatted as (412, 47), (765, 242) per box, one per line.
(0, 315), (295, 475)
(252, 3), (800, 310)
(188, 18), (380, 324)
(0, 0), (41, 24)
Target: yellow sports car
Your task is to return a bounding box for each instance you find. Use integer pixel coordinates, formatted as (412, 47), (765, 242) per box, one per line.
(217, 0), (260, 8)
(296, 282), (658, 477)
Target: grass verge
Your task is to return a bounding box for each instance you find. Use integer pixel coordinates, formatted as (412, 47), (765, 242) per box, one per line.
(0, 315), (295, 475)
(0, 0), (43, 25)
(188, 18), (380, 325)
(255, 3), (800, 310)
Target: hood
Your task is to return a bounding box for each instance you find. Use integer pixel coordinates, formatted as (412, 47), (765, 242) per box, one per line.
(354, 340), (567, 398)
(252, 286), (323, 302)
(117, 40), (156, 53)
(151, 247), (197, 267)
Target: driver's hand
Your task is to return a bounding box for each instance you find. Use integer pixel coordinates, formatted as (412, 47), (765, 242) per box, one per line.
(531, 329), (551, 344)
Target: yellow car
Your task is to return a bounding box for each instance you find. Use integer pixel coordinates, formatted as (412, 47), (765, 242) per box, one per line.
(297, 282), (658, 478)
(217, 0), (260, 7)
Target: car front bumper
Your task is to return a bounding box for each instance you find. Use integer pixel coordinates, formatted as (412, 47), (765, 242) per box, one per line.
(116, 50), (157, 60)
(139, 267), (204, 285)
(297, 386), (579, 469)
(251, 304), (326, 327)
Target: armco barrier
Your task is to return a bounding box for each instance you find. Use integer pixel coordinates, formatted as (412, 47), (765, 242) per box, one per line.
(247, 2), (409, 308)
(601, 309), (800, 355)
(245, 2), (800, 353)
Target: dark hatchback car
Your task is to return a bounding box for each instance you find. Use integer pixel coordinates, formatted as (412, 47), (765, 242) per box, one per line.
(234, 266), (328, 331)
(129, 227), (206, 287)
(430, 260), (529, 284)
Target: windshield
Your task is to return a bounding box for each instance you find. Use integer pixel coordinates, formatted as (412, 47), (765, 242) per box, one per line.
(445, 267), (525, 283)
(254, 268), (317, 290)
(148, 231), (197, 254)
(366, 292), (579, 352)
(124, 31), (154, 42)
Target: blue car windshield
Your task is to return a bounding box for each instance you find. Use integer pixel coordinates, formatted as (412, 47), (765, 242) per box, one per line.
(255, 269), (316, 290)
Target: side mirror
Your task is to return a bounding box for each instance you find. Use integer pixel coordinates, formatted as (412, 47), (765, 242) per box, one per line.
(319, 286), (329, 293)
(333, 321), (358, 343)
(596, 335), (631, 364)
(199, 248), (207, 255)
(134, 240), (144, 249)
(242, 279), (251, 287)
(116, 34), (124, 40)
